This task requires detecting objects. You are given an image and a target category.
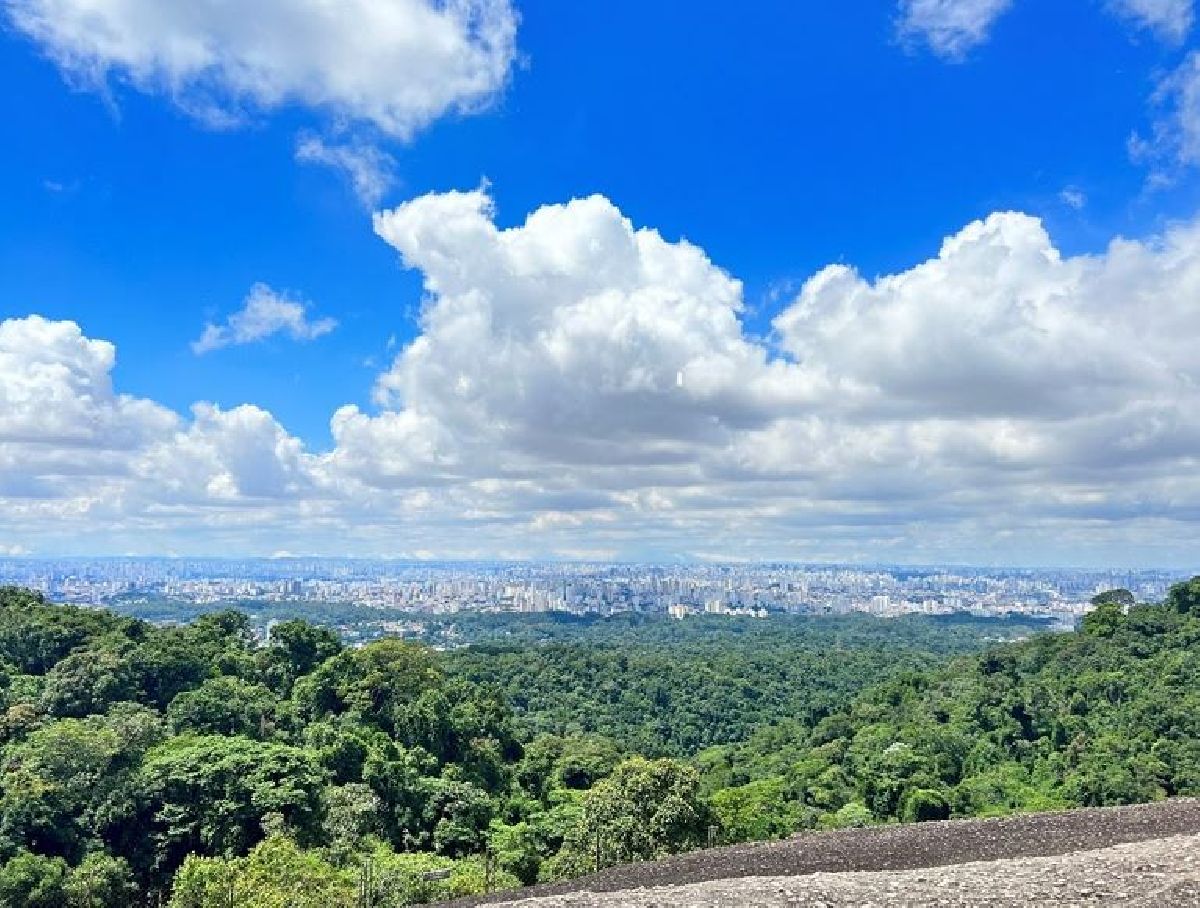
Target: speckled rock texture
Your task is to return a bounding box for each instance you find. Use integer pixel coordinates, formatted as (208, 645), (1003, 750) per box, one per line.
(447, 800), (1200, 907)
(485, 833), (1200, 906)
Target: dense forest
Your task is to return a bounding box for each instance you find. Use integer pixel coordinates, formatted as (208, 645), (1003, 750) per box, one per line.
(0, 580), (1196, 905)
(695, 582), (1200, 836)
(442, 614), (1046, 756)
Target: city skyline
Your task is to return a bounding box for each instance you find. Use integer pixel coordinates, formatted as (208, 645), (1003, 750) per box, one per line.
(3, 1), (1200, 565)
(6, 554), (1183, 636)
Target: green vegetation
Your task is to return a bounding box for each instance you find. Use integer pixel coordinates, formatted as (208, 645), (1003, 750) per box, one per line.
(697, 582), (1200, 827)
(442, 614), (1038, 756)
(0, 581), (1197, 905)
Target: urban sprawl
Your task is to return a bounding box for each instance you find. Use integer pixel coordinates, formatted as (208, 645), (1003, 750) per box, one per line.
(0, 558), (1183, 630)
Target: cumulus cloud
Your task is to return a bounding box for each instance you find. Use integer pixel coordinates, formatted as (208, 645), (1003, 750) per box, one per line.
(5, 192), (1200, 563)
(1108, 0), (1193, 41)
(356, 191), (1200, 561)
(136, 403), (318, 503)
(0, 315), (177, 449)
(296, 134), (397, 206)
(370, 189), (809, 470)
(5, 0), (518, 140)
(773, 212), (1153, 421)
(193, 284), (336, 354)
(896, 0), (1014, 59)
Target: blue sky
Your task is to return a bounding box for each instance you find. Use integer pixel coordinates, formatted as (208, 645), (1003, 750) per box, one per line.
(2, 0), (1200, 565)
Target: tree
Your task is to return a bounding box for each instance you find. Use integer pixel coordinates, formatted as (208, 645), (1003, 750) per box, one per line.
(0, 589), (132, 676)
(830, 802), (873, 828)
(419, 778), (493, 857)
(368, 850), (519, 906)
(167, 677), (280, 739)
(1166, 577), (1200, 615)
(710, 777), (805, 842)
(125, 633), (211, 711)
(168, 836), (355, 908)
(1081, 601), (1124, 638)
(320, 783), (382, 861)
(293, 640), (443, 738)
(0, 851), (68, 908)
(63, 853), (136, 908)
(1082, 590), (1134, 638)
(555, 735), (621, 791)
(560, 757), (711, 872)
(900, 787), (951, 823)
(136, 736), (326, 877)
(261, 620), (342, 692)
(1092, 589), (1136, 609)
(0, 711), (161, 862)
(488, 821), (544, 885)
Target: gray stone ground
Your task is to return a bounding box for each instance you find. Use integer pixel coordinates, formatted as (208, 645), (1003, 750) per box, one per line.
(486, 832), (1200, 907)
(447, 800), (1200, 907)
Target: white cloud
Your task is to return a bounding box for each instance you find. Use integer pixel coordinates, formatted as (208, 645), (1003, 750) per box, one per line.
(896, 0), (1014, 60)
(0, 315), (176, 449)
(5, 0), (517, 140)
(136, 403), (318, 503)
(1059, 187), (1087, 210)
(1107, 0), (1193, 41)
(357, 191), (1200, 562)
(772, 212), (1154, 421)
(193, 283), (336, 354)
(1134, 51), (1200, 178)
(296, 135), (396, 207)
(898, 1), (1191, 62)
(5, 192), (1200, 563)
(369, 189), (808, 471)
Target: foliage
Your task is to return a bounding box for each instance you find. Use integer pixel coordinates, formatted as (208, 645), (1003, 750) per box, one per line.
(1, 580), (1198, 905)
(550, 757), (712, 876)
(136, 735), (327, 872)
(710, 777), (807, 841)
(443, 613), (1029, 756)
(0, 851), (68, 908)
(698, 578), (1200, 834)
(168, 836), (356, 908)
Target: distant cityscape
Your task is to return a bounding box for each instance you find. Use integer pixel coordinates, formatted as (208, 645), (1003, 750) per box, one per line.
(0, 558), (1185, 629)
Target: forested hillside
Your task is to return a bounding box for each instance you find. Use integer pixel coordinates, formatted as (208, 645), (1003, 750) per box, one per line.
(697, 582), (1200, 838)
(0, 581), (1196, 906)
(442, 614), (1039, 756)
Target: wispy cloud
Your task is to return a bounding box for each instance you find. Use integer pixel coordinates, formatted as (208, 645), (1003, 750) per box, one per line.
(1107, 0), (1193, 42)
(900, 0), (1192, 61)
(1129, 51), (1200, 184)
(296, 134), (397, 207)
(896, 0), (1014, 60)
(1059, 186), (1087, 210)
(193, 284), (336, 355)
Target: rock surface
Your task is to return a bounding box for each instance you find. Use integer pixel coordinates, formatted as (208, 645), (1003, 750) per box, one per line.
(486, 833), (1200, 906)
(448, 800), (1200, 907)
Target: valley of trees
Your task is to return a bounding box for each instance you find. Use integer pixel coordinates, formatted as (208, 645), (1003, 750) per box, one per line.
(0, 580), (1197, 906)
(442, 612), (1044, 756)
